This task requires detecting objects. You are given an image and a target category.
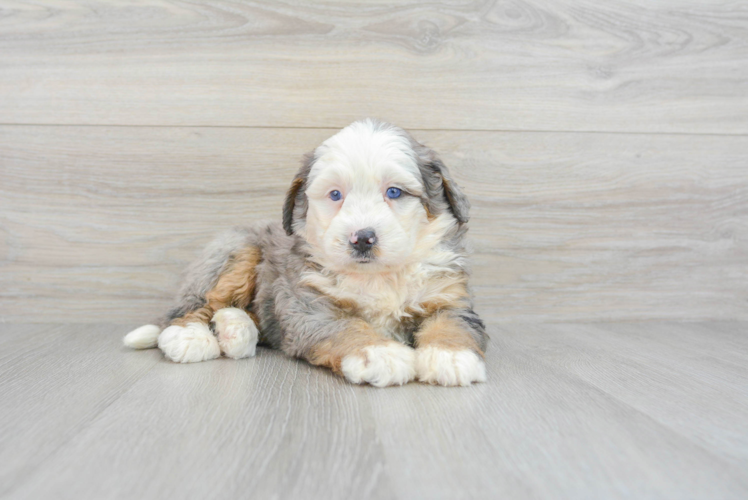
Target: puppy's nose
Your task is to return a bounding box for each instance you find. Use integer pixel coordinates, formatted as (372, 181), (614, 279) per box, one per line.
(349, 228), (377, 253)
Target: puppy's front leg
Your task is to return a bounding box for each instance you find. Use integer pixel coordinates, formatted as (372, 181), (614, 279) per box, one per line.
(415, 310), (487, 386)
(306, 319), (416, 387)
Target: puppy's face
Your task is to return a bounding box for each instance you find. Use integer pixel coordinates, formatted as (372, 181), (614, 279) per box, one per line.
(283, 119), (469, 273)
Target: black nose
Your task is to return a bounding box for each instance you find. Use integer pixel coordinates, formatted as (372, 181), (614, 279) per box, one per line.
(350, 228), (377, 254)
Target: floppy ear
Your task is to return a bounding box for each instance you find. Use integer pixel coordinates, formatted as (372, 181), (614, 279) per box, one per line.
(416, 147), (471, 224)
(282, 152), (315, 235)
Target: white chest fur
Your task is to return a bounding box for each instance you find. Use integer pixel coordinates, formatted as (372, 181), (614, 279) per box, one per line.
(301, 256), (468, 342)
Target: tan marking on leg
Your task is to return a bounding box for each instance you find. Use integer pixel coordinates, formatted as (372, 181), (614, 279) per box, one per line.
(171, 246), (262, 327)
(415, 312), (483, 355)
(171, 309), (213, 327)
(307, 319), (391, 375)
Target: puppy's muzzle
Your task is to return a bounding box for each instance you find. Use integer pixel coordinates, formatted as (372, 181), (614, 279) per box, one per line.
(349, 228), (377, 259)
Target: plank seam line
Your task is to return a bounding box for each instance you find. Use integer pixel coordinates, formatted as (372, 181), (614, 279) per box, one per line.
(1, 122), (747, 137)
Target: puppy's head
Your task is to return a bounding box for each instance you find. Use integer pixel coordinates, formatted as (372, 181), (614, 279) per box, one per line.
(283, 119), (469, 273)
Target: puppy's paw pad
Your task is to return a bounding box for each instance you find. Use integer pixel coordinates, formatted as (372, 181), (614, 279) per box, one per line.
(158, 323), (220, 363)
(211, 307), (258, 359)
(416, 347), (486, 386)
(341, 343), (416, 388)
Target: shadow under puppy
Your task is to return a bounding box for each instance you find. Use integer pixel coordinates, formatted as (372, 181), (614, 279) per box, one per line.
(124, 119), (488, 387)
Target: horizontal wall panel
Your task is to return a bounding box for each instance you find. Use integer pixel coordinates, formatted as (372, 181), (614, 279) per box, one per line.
(1, 125), (746, 323)
(0, 1), (747, 133)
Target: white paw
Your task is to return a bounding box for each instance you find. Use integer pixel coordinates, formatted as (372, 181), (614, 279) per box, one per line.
(158, 323), (220, 363)
(123, 324), (161, 349)
(416, 347), (486, 386)
(212, 307), (258, 359)
(341, 343), (416, 388)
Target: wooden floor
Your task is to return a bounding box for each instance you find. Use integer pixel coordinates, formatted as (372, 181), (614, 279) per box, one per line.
(1, 321), (746, 499)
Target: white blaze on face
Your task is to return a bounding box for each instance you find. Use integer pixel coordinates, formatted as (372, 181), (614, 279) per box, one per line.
(303, 120), (430, 273)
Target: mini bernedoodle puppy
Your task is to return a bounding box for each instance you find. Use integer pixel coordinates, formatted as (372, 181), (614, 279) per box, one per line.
(124, 119), (488, 387)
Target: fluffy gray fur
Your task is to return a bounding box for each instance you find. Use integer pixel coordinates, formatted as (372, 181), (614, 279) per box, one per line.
(163, 120), (487, 360)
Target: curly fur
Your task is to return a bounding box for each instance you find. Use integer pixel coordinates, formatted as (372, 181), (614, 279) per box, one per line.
(124, 119), (488, 387)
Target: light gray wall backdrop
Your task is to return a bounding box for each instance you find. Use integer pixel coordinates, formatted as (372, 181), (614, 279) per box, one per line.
(1, 0), (746, 324)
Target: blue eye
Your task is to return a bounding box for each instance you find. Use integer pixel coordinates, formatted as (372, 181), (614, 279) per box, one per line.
(386, 187), (402, 199)
(329, 190), (342, 201)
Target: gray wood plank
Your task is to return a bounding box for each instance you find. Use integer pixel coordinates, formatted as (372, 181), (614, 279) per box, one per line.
(1, 1), (747, 133)
(5, 334), (394, 500)
(496, 322), (748, 463)
(0, 324), (161, 497)
(1, 126), (746, 324)
(368, 330), (748, 499)
(3, 322), (747, 499)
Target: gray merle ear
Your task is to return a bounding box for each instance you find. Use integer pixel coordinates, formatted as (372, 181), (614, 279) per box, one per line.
(415, 146), (470, 224)
(282, 152), (315, 235)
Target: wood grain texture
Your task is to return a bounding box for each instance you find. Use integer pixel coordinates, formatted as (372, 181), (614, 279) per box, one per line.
(1, 1), (747, 133)
(1, 322), (747, 499)
(1, 125), (746, 324)
(0, 324), (161, 497)
(496, 322), (748, 462)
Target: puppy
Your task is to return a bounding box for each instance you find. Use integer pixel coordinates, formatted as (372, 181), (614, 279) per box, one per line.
(124, 119), (488, 387)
